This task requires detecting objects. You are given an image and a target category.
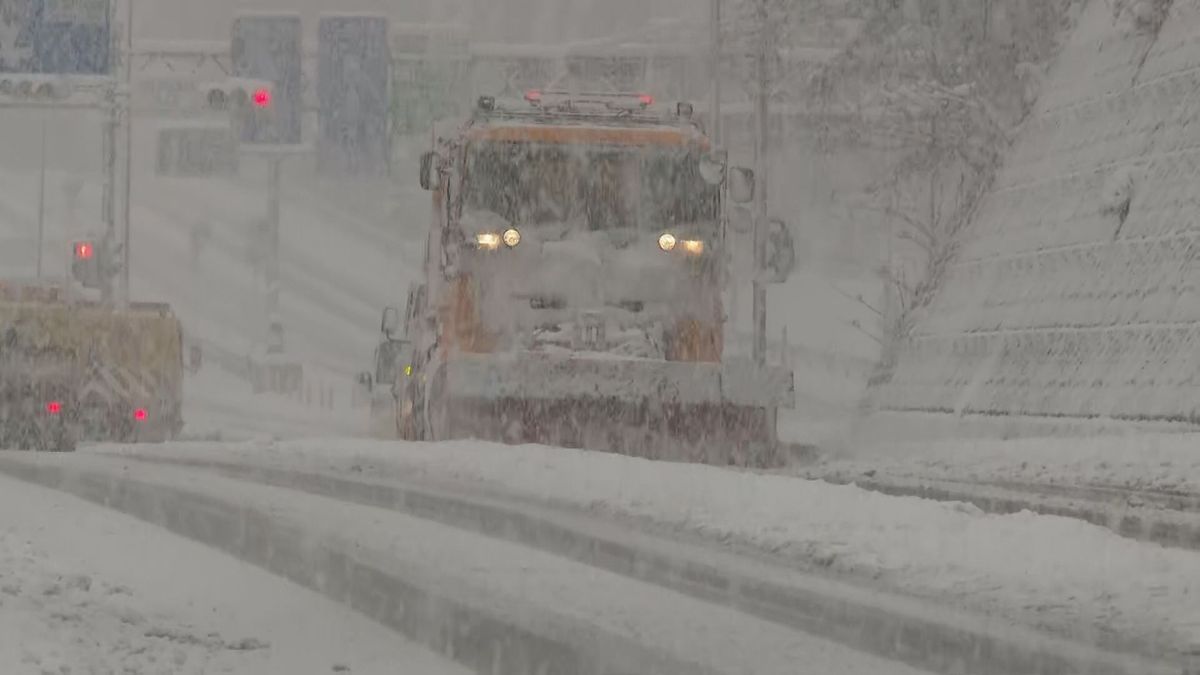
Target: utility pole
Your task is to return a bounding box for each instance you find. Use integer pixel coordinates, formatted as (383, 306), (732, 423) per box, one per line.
(752, 0), (770, 366)
(101, 87), (117, 304)
(36, 117), (47, 279)
(119, 0), (134, 307)
(99, 0), (120, 305)
(710, 0), (722, 147)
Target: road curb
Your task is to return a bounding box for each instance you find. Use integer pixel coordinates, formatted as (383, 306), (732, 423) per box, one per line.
(120, 453), (1186, 675)
(0, 454), (709, 675)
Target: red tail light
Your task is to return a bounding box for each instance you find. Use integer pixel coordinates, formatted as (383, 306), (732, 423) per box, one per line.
(638, 93), (654, 107)
(133, 408), (148, 422)
(46, 401), (62, 415)
(524, 89), (542, 104)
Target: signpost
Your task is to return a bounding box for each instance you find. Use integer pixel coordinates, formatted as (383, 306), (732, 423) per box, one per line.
(37, 0), (110, 74)
(155, 124), (237, 177)
(0, 0), (111, 74)
(318, 14), (391, 177)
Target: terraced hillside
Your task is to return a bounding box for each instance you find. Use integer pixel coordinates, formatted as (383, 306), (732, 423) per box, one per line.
(868, 0), (1200, 434)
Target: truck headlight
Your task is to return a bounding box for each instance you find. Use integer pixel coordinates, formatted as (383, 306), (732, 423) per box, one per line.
(503, 228), (521, 248)
(681, 239), (705, 255)
(658, 233), (677, 252)
(476, 232), (501, 250)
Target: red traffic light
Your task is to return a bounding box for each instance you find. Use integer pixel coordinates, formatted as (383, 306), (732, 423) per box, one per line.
(133, 407), (148, 422)
(46, 400), (62, 415)
(73, 241), (94, 260)
(252, 87), (271, 108)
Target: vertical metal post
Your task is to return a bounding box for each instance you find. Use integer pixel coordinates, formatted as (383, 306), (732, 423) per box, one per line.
(709, 0), (722, 147)
(752, 0), (769, 366)
(101, 87), (117, 305)
(119, 0), (134, 306)
(265, 155), (282, 332)
(36, 117), (47, 279)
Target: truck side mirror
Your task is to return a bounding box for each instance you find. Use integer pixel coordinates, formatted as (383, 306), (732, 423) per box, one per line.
(700, 150), (728, 186)
(419, 151), (438, 191)
(381, 306), (401, 338)
(729, 167), (755, 204)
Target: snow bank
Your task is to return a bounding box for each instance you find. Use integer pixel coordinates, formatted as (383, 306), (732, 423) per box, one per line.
(820, 431), (1200, 495)
(96, 439), (1200, 655)
(0, 471), (465, 675)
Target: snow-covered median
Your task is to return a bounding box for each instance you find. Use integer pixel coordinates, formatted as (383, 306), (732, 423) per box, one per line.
(0, 471), (465, 675)
(817, 432), (1200, 496)
(95, 439), (1200, 656)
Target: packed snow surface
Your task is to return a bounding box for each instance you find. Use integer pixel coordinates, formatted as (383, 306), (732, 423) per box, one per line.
(0, 470), (467, 675)
(97, 439), (1200, 655)
(25, 453), (934, 675)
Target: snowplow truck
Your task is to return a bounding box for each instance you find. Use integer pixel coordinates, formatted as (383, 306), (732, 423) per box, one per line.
(366, 91), (794, 467)
(0, 282), (184, 452)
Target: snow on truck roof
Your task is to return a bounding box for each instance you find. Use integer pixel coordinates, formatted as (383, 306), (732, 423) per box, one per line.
(464, 123), (706, 148)
(463, 94), (709, 148)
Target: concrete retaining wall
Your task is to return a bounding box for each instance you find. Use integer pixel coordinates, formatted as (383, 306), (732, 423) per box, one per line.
(869, 0), (1200, 428)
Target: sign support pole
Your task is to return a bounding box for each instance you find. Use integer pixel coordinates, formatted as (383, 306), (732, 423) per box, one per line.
(36, 116), (47, 279)
(752, 0), (769, 367)
(119, 0), (133, 307)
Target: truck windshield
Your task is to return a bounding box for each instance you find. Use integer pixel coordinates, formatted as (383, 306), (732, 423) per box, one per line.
(463, 141), (718, 230)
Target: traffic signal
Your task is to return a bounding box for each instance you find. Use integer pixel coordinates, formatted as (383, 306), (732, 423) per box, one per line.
(200, 77), (275, 144)
(71, 239), (101, 289)
(317, 14), (391, 176)
(231, 13), (302, 145)
(70, 237), (118, 291)
(200, 78), (274, 112)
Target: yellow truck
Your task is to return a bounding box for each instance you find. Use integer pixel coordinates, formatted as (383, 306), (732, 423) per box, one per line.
(0, 282), (184, 452)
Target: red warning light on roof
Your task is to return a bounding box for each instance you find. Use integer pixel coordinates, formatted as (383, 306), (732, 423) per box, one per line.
(46, 401), (62, 415)
(73, 241), (94, 260)
(252, 87), (271, 108)
(133, 408), (148, 422)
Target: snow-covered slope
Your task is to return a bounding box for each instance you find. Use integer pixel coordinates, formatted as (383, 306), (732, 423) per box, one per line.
(868, 0), (1200, 430)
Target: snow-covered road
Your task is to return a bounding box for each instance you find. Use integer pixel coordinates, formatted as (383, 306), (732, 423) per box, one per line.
(95, 438), (1200, 664)
(0, 451), (941, 675)
(0, 472), (466, 675)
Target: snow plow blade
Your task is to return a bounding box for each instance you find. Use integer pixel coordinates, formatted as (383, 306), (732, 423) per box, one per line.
(433, 353), (795, 468)
(444, 353), (795, 408)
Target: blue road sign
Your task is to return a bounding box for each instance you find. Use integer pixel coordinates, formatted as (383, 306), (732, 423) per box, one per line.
(0, 0), (111, 74)
(318, 14), (391, 177)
